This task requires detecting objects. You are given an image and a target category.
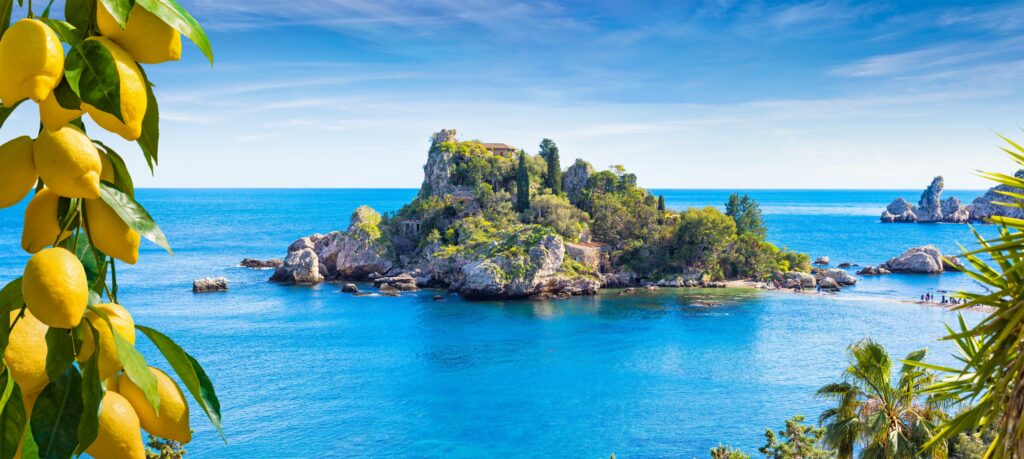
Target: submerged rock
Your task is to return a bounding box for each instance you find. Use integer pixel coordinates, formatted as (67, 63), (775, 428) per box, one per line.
(342, 283), (359, 293)
(239, 258), (283, 269)
(193, 277), (228, 293)
(856, 265), (891, 275)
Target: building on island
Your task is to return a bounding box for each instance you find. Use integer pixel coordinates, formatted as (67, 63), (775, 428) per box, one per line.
(479, 143), (517, 157)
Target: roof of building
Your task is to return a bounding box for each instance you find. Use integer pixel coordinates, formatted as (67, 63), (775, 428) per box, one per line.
(479, 143), (516, 150)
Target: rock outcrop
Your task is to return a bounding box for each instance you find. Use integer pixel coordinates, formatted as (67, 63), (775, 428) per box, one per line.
(969, 169), (1024, 221)
(813, 256), (829, 266)
(818, 277), (840, 291)
(420, 129), (461, 198)
(780, 271), (815, 289)
(270, 247), (324, 284)
(941, 196), (970, 223)
(856, 265), (891, 275)
(322, 207), (394, 279)
(882, 245), (949, 274)
(240, 258), (283, 269)
(562, 159), (593, 204)
(881, 197), (918, 223)
(564, 242), (601, 272)
(815, 268), (857, 286)
(916, 177), (945, 222)
(193, 277), (228, 293)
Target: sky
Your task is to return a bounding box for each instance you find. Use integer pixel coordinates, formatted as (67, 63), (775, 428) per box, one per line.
(5, 0), (1024, 189)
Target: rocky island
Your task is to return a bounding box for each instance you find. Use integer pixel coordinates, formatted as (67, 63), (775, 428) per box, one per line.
(881, 173), (1024, 223)
(270, 129), (813, 299)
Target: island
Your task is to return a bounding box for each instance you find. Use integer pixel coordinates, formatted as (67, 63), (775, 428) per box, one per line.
(881, 173), (1024, 223)
(269, 129), (814, 299)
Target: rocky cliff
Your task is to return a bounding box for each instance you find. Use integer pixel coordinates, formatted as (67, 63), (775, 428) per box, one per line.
(969, 169), (1024, 221)
(880, 175), (977, 223)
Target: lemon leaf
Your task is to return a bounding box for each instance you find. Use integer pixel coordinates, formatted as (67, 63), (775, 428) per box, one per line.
(98, 0), (131, 29)
(19, 424), (37, 459)
(39, 18), (79, 45)
(65, 40), (125, 124)
(63, 0), (93, 40)
(58, 233), (105, 294)
(73, 324), (102, 456)
(136, 0), (214, 64)
(30, 366), (82, 459)
(0, 0), (12, 39)
(137, 67), (159, 174)
(0, 100), (22, 130)
(136, 325), (225, 442)
(98, 182), (172, 254)
(43, 328), (75, 383)
(93, 141), (134, 197)
(51, 79), (80, 111)
(0, 372), (26, 459)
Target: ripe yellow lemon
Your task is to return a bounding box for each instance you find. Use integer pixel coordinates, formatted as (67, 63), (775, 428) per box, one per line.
(4, 309), (49, 395)
(0, 19), (64, 106)
(105, 375), (120, 393)
(22, 247), (88, 329)
(78, 303), (135, 380)
(120, 367), (191, 443)
(21, 188), (74, 253)
(85, 392), (146, 459)
(0, 136), (37, 208)
(100, 151), (115, 183)
(81, 37), (147, 141)
(39, 91), (83, 131)
(97, 1), (181, 64)
(34, 125), (102, 199)
(85, 199), (139, 264)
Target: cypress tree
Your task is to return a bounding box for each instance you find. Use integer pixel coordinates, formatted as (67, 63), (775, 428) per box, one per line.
(516, 151), (531, 212)
(657, 195), (665, 212)
(545, 146), (561, 192)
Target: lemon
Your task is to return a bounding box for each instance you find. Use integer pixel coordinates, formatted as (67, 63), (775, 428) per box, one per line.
(34, 125), (102, 199)
(85, 392), (146, 459)
(0, 19), (64, 106)
(0, 136), (37, 208)
(97, 1), (181, 64)
(39, 91), (83, 131)
(81, 37), (147, 141)
(100, 151), (115, 183)
(22, 247), (88, 329)
(105, 375), (120, 393)
(21, 188), (74, 253)
(78, 303), (135, 380)
(120, 367), (191, 443)
(85, 199), (139, 264)
(4, 309), (49, 395)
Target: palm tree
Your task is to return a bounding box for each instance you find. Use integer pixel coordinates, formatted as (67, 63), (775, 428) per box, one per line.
(817, 339), (948, 459)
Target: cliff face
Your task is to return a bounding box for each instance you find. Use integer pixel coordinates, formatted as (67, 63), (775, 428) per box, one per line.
(969, 169), (1024, 221)
(420, 129), (460, 198)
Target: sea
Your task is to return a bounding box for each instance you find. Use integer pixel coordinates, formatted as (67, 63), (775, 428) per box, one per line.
(0, 189), (1002, 458)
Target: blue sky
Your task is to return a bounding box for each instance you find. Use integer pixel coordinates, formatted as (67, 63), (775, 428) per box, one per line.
(6, 0), (1024, 188)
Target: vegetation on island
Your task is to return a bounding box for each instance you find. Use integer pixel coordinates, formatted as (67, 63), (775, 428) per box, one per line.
(711, 136), (1024, 459)
(384, 134), (809, 286)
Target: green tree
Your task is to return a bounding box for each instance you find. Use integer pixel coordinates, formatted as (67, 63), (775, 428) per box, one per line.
(817, 339), (947, 459)
(674, 206), (736, 273)
(711, 444), (751, 459)
(657, 195), (666, 212)
(516, 151), (531, 212)
(522, 193), (589, 241)
(759, 416), (835, 459)
(725, 193), (766, 238)
(541, 139), (561, 192)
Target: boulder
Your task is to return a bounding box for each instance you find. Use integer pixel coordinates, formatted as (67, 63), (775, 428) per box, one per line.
(288, 237), (314, 252)
(941, 197), (970, 223)
(818, 277), (840, 291)
(815, 268), (857, 286)
(315, 207), (394, 279)
(856, 265), (891, 275)
(813, 256), (829, 266)
(969, 169), (1024, 221)
(836, 262), (852, 269)
(270, 248), (325, 284)
(193, 277), (228, 293)
(780, 271), (815, 289)
(656, 276), (687, 287)
(342, 283), (359, 293)
(239, 258), (283, 269)
(883, 245), (947, 274)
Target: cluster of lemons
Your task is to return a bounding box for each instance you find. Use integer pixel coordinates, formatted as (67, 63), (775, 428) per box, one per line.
(0, 3), (191, 458)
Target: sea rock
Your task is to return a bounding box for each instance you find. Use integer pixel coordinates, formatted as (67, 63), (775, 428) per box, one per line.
(342, 283), (359, 293)
(883, 197), (917, 223)
(193, 277), (228, 293)
(562, 159), (594, 203)
(374, 274), (419, 291)
(780, 271), (815, 289)
(836, 262), (852, 269)
(270, 247), (324, 284)
(600, 271), (636, 288)
(317, 207), (395, 279)
(702, 281), (726, 288)
(656, 276), (687, 287)
(818, 277), (840, 291)
(856, 265), (891, 275)
(882, 245), (947, 274)
(916, 177), (945, 222)
(288, 237), (314, 252)
(455, 234), (569, 299)
(239, 258), (283, 269)
(813, 256), (829, 266)
(969, 169), (1024, 221)
(420, 129), (462, 197)
(815, 268), (857, 286)
(941, 197), (970, 223)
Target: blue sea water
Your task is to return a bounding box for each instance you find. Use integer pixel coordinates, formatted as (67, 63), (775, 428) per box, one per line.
(0, 189), (1001, 458)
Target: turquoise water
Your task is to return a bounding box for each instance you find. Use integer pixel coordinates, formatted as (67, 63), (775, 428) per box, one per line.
(0, 189), (998, 457)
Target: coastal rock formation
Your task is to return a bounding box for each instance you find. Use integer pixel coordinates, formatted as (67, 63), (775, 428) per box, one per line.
(193, 277), (228, 293)
(342, 283), (359, 293)
(270, 247), (324, 284)
(856, 265), (891, 275)
(881, 197), (918, 223)
(600, 271), (635, 288)
(941, 197), (970, 223)
(239, 258), (283, 269)
(818, 277), (840, 291)
(420, 129), (461, 197)
(319, 207), (394, 279)
(969, 169), (1024, 221)
(374, 274), (419, 292)
(562, 159), (593, 203)
(882, 245), (948, 274)
(813, 256), (829, 266)
(453, 233), (599, 299)
(565, 242), (602, 272)
(916, 177), (945, 222)
(815, 268), (857, 286)
(780, 271), (815, 289)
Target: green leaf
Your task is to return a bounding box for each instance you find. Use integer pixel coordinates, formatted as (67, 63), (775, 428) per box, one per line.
(88, 306), (159, 412)
(98, 0), (131, 29)
(64, 40), (124, 123)
(31, 367), (83, 459)
(74, 323), (102, 456)
(137, 67), (159, 174)
(20, 423), (38, 459)
(0, 371), (25, 459)
(43, 328), (76, 383)
(51, 79), (81, 111)
(63, 0), (93, 40)
(0, 0), (12, 38)
(0, 100), (22, 130)
(99, 182), (172, 254)
(93, 142), (134, 197)
(0, 278), (24, 357)
(38, 18), (77, 45)
(58, 233), (105, 293)
(136, 325), (224, 441)
(40, 0), (55, 18)
(135, 0), (214, 64)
